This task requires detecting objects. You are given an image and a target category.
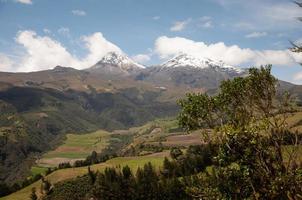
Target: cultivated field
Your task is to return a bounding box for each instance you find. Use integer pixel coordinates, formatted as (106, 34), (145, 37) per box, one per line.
(37, 130), (111, 167)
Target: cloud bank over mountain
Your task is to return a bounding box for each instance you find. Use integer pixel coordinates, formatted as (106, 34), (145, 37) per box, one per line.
(0, 30), (301, 77)
(154, 36), (302, 67)
(1, 30), (121, 72)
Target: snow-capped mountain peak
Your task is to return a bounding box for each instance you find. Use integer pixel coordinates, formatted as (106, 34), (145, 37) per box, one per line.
(160, 53), (242, 73)
(93, 51), (145, 70)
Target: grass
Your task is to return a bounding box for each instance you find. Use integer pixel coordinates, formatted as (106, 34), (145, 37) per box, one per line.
(287, 112), (302, 127)
(1, 153), (166, 200)
(43, 152), (90, 159)
(282, 145), (302, 163)
(30, 166), (48, 177)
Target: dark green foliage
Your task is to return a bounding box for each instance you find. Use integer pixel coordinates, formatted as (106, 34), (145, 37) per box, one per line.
(136, 163), (159, 199)
(162, 157), (178, 178)
(43, 175), (92, 200)
(44, 162), (192, 200)
(58, 162), (71, 169)
(163, 144), (217, 178)
(88, 166), (96, 184)
(124, 143), (166, 156)
(72, 151), (117, 168)
(170, 147), (183, 159)
(30, 187), (37, 200)
(0, 171), (43, 197)
(178, 66), (279, 130)
(0, 183), (11, 197)
(178, 93), (217, 130)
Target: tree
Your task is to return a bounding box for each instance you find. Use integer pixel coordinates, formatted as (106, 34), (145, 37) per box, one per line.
(170, 147), (183, 160)
(88, 166), (96, 184)
(136, 162), (159, 200)
(178, 66), (302, 199)
(121, 166), (136, 200)
(41, 177), (52, 195)
(30, 187), (37, 200)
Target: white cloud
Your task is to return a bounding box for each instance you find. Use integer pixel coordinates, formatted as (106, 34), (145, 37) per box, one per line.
(0, 54), (14, 72)
(57, 27), (70, 37)
(245, 32), (267, 38)
(233, 22), (255, 30)
(15, 0), (32, 4)
(132, 54), (151, 64)
(15, 30), (77, 72)
(198, 16), (213, 28)
(199, 16), (212, 21)
(201, 21), (213, 28)
(152, 16), (160, 20)
(293, 72), (302, 82)
(0, 30), (122, 72)
(71, 10), (86, 16)
(232, 2), (301, 31)
(43, 28), (51, 34)
(295, 38), (302, 46)
(154, 36), (302, 67)
(79, 32), (121, 67)
(170, 18), (191, 32)
(262, 3), (301, 24)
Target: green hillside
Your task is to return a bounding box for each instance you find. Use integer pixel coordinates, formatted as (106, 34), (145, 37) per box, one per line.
(0, 86), (178, 184)
(0, 153), (166, 200)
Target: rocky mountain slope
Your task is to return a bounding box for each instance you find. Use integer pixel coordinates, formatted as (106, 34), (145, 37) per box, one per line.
(135, 53), (246, 89)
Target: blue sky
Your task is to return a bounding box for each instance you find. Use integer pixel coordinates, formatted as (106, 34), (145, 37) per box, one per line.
(0, 0), (302, 84)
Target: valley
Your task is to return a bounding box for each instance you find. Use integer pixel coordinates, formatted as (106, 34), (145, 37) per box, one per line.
(2, 108), (302, 199)
(34, 118), (201, 168)
(0, 52), (301, 199)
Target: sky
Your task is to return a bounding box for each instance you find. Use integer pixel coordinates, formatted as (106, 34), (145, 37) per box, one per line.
(0, 0), (302, 84)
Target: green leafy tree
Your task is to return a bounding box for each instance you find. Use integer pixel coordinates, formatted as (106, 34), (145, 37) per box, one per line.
(178, 66), (302, 199)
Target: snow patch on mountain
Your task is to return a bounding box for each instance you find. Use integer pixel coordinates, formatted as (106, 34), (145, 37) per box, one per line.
(160, 53), (243, 73)
(92, 52), (145, 70)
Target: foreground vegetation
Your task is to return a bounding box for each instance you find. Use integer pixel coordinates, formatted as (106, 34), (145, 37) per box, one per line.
(178, 66), (302, 199)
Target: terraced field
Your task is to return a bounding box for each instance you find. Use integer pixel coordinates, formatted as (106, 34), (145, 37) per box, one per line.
(34, 118), (182, 168)
(37, 130), (111, 167)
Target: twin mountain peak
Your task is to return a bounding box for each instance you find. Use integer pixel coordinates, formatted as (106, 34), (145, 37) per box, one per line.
(86, 51), (243, 75)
